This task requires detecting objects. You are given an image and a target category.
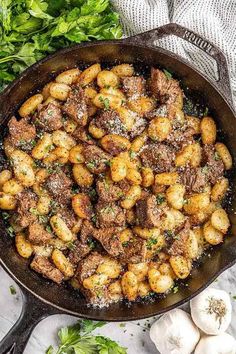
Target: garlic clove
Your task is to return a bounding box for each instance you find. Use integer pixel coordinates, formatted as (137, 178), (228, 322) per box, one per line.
(194, 332), (236, 354)
(190, 287), (232, 335)
(150, 308), (200, 354)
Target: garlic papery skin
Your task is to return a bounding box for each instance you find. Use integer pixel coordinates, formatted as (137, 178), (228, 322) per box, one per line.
(150, 309), (200, 354)
(194, 332), (236, 354)
(190, 287), (232, 335)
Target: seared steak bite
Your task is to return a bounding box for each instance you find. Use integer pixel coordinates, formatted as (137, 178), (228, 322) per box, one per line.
(93, 227), (124, 257)
(149, 68), (182, 106)
(166, 127), (195, 150)
(36, 103), (63, 132)
(202, 145), (224, 184)
(75, 251), (104, 282)
(83, 145), (110, 174)
(169, 220), (191, 256)
(136, 194), (162, 228)
(140, 143), (175, 173)
(45, 170), (72, 205)
(8, 116), (36, 149)
(30, 255), (64, 284)
(93, 110), (127, 136)
(16, 190), (38, 228)
(180, 167), (207, 194)
(120, 237), (147, 263)
(57, 208), (78, 229)
(96, 179), (123, 202)
(80, 220), (95, 244)
(63, 87), (88, 125)
(96, 201), (126, 228)
(68, 240), (91, 265)
(122, 76), (146, 98)
(28, 223), (52, 245)
(72, 126), (95, 144)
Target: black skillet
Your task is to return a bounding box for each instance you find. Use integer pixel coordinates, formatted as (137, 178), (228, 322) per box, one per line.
(0, 23), (236, 354)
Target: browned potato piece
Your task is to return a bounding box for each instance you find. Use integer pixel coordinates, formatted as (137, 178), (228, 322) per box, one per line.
(210, 208), (230, 234)
(148, 117), (172, 142)
(101, 134), (131, 155)
(121, 271), (138, 301)
(184, 193), (210, 215)
(128, 97), (155, 115)
(72, 193), (92, 219)
(203, 221), (224, 245)
(148, 269), (174, 293)
(211, 177), (229, 202)
(215, 143), (232, 170)
(200, 116), (216, 144)
(169, 256), (191, 279)
(97, 70), (120, 88)
(73, 164), (93, 187)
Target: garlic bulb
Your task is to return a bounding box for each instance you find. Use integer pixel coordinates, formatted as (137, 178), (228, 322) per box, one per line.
(194, 332), (236, 354)
(150, 309), (200, 354)
(190, 288), (232, 335)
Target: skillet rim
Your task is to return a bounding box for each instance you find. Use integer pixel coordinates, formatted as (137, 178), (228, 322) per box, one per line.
(0, 37), (236, 321)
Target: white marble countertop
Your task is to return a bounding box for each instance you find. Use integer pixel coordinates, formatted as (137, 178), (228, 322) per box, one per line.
(0, 264), (236, 354)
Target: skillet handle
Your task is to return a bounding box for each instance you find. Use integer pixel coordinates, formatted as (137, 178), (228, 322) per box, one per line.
(0, 288), (61, 354)
(128, 23), (234, 109)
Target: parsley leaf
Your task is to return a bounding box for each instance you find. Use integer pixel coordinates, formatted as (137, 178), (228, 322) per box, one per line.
(46, 320), (127, 354)
(0, 0), (122, 91)
(163, 69), (172, 80)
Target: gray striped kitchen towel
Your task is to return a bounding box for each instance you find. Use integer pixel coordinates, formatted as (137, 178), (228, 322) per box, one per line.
(111, 0), (236, 106)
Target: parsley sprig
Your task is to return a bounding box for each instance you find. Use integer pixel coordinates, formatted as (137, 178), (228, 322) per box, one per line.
(46, 319), (127, 354)
(0, 0), (122, 91)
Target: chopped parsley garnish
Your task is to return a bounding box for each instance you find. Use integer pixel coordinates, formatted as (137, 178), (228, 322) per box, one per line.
(29, 207), (38, 215)
(146, 238), (158, 250)
(67, 241), (75, 251)
(2, 212), (10, 220)
(203, 107), (209, 116)
(214, 152), (221, 161)
(9, 285), (16, 295)
(173, 286), (179, 294)
(163, 69), (172, 80)
(88, 189), (97, 200)
(99, 96), (110, 110)
(91, 214), (97, 224)
(46, 225), (52, 233)
(164, 230), (174, 238)
(87, 239), (96, 249)
(202, 165), (209, 174)
(156, 194), (166, 205)
(47, 110), (53, 116)
(129, 151), (136, 159)
(7, 226), (15, 238)
(72, 186), (80, 195)
(86, 161), (96, 170)
(105, 160), (111, 166)
(122, 241), (129, 247)
(38, 215), (48, 223)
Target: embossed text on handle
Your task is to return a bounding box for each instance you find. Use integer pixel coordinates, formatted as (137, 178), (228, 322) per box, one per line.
(183, 30), (213, 55)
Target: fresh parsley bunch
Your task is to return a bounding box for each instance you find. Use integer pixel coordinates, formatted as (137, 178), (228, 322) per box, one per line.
(0, 0), (122, 91)
(46, 319), (127, 354)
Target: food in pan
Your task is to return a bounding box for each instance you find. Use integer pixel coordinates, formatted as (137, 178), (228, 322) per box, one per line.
(0, 63), (232, 306)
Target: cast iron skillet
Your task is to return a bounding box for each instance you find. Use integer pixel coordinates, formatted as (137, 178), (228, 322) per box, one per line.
(0, 23), (236, 354)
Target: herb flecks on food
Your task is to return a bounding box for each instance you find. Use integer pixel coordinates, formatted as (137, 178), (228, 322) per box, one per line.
(163, 69), (172, 80)
(156, 194), (166, 205)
